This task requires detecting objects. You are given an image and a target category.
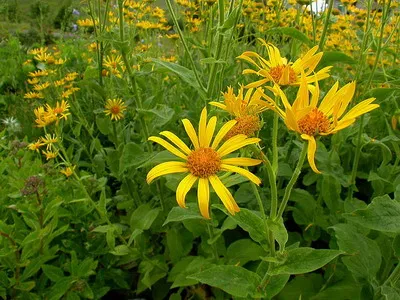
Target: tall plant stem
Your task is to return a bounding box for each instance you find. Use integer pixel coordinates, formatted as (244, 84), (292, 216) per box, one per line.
(165, 0), (206, 93)
(272, 109), (279, 175)
(318, 0), (334, 50)
(206, 0), (225, 100)
(207, 223), (219, 261)
(277, 142), (307, 219)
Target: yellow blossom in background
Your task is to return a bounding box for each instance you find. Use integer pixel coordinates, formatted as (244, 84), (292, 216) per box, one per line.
(27, 78), (40, 85)
(41, 134), (58, 150)
(77, 18), (98, 27)
(42, 150), (59, 160)
(24, 91), (44, 99)
(46, 100), (70, 121)
(33, 82), (51, 91)
(104, 99), (127, 121)
(104, 54), (123, 70)
(147, 107), (262, 219)
(64, 72), (79, 82)
(60, 166), (76, 177)
(238, 39), (331, 88)
(54, 79), (66, 87)
(28, 47), (48, 56)
(29, 70), (49, 77)
(210, 86), (267, 139)
(28, 140), (44, 152)
(260, 76), (379, 173)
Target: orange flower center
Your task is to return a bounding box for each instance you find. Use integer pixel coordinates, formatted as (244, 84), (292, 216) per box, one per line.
(53, 107), (63, 114)
(298, 108), (331, 136)
(110, 106), (121, 115)
(269, 65), (297, 85)
(225, 115), (261, 140)
(186, 147), (221, 178)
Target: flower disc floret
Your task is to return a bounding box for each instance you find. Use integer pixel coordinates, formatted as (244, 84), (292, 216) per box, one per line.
(298, 108), (330, 136)
(187, 147), (221, 178)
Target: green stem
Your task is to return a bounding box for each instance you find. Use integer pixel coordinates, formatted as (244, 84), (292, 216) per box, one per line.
(384, 262), (400, 287)
(112, 121), (119, 149)
(165, 0), (206, 93)
(272, 108), (279, 175)
(277, 142), (307, 219)
(207, 223), (219, 261)
(318, 0), (334, 50)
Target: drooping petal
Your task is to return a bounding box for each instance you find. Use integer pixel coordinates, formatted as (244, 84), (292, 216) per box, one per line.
(339, 98), (378, 122)
(147, 162), (188, 183)
(209, 102), (227, 110)
(332, 81), (356, 119)
(209, 175), (240, 215)
(148, 136), (187, 159)
(182, 119), (200, 149)
(218, 137), (260, 157)
(220, 164), (261, 185)
(300, 134), (321, 174)
(160, 131), (191, 155)
(221, 158), (262, 166)
(319, 81), (339, 115)
(244, 78), (270, 89)
(198, 107), (208, 147)
(198, 178), (210, 219)
(211, 120), (237, 149)
(176, 174), (198, 208)
(205, 116), (217, 148)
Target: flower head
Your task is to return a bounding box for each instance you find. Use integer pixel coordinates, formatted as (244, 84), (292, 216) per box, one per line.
(60, 166), (76, 177)
(261, 76), (379, 173)
(104, 99), (127, 121)
(238, 39), (331, 88)
(147, 107), (262, 219)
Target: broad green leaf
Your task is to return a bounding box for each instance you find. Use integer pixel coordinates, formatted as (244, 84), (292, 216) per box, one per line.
(168, 256), (213, 288)
(96, 116), (111, 135)
(332, 224), (381, 279)
(21, 255), (54, 282)
(138, 256), (168, 293)
(137, 104), (175, 128)
(42, 265), (64, 282)
(214, 204), (267, 244)
(364, 88), (399, 100)
(46, 277), (75, 300)
(188, 265), (262, 298)
(163, 203), (204, 225)
(14, 281), (35, 291)
(318, 51), (356, 68)
(321, 175), (341, 212)
(311, 275), (361, 300)
(130, 204), (160, 230)
(278, 273), (323, 300)
(269, 247), (343, 275)
(119, 143), (146, 174)
(393, 235), (400, 257)
(267, 218), (288, 250)
(166, 227), (193, 263)
(226, 239), (266, 265)
(266, 27), (313, 47)
(110, 245), (130, 256)
(380, 286), (400, 300)
(344, 195), (400, 233)
(151, 59), (206, 98)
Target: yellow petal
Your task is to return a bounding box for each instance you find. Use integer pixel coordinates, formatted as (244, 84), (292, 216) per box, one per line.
(319, 81), (339, 115)
(147, 162), (188, 183)
(149, 136), (187, 159)
(209, 102), (227, 110)
(176, 174), (198, 208)
(211, 120), (237, 149)
(160, 131), (191, 155)
(332, 81), (356, 119)
(198, 178), (210, 219)
(339, 98), (378, 121)
(300, 134), (321, 174)
(218, 137), (261, 157)
(205, 116), (217, 148)
(198, 107), (208, 147)
(244, 78), (270, 89)
(182, 119), (200, 149)
(221, 158), (262, 166)
(209, 175), (240, 215)
(221, 164), (261, 185)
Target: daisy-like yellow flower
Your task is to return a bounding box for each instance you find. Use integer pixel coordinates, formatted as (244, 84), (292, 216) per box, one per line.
(28, 70), (49, 78)
(210, 86), (266, 139)
(237, 39), (332, 88)
(60, 165), (76, 177)
(260, 76), (379, 173)
(27, 78), (40, 85)
(104, 99), (127, 121)
(33, 82), (51, 91)
(64, 72), (79, 82)
(42, 150), (59, 160)
(147, 107), (262, 219)
(27, 139), (45, 152)
(41, 134), (58, 150)
(54, 79), (66, 87)
(46, 100), (70, 121)
(24, 91), (44, 99)
(103, 54), (123, 70)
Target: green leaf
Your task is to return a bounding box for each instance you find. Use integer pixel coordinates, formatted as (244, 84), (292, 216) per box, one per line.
(262, 274), (290, 299)
(226, 239), (266, 265)
(42, 265), (64, 282)
(267, 218), (288, 250)
(119, 143), (146, 174)
(344, 195), (400, 233)
(318, 51), (356, 68)
(137, 104), (175, 128)
(130, 204), (160, 230)
(21, 255), (54, 282)
(151, 59), (206, 98)
(269, 247), (343, 275)
(168, 256), (213, 288)
(278, 273), (323, 300)
(163, 203), (204, 225)
(380, 286), (400, 300)
(321, 175), (342, 212)
(46, 277), (75, 300)
(214, 205), (267, 244)
(96, 116), (112, 135)
(110, 245), (130, 256)
(332, 224), (381, 279)
(364, 88), (399, 100)
(106, 227), (115, 250)
(166, 227), (193, 263)
(14, 281), (35, 291)
(266, 27), (313, 47)
(188, 265), (262, 298)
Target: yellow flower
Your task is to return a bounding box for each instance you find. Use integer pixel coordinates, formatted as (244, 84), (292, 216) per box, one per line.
(64, 72), (79, 82)
(60, 166), (76, 177)
(28, 139), (44, 152)
(46, 100), (70, 121)
(28, 70), (49, 77)
(27, 78), (40, 85)
(238, 39), (331, 88)
(261, 76), (379, 173)
(24, 91), (44, 99)
(42, 150), (59, 160)
(104, 54), (123, 70)
(54, 79), (66, 87)
(41, 134), (58, 150)
(104, 99), (127, 121)
(147, 107), (262, 219)
(33, 82), (51, 91)
(210, 86), (266, 139)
